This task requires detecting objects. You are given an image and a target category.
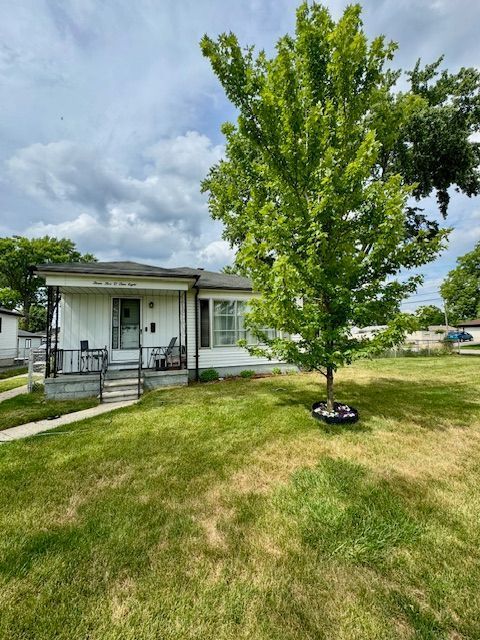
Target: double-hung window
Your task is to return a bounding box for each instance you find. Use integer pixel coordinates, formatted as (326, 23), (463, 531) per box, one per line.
(213, 300), (247, 346)
(200, 299), (276, 347)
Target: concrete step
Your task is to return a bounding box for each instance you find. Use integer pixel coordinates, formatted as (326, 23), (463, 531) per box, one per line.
(106, 369), (140, 380)
(102, 388), (142, 402)
(102, 392), (140, 403)
(104, 377), (142, 388)
(108, 362), (139, 371)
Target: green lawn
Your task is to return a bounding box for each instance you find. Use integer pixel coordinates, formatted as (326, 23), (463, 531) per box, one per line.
(460, 343), (480, 349)
(0, 367), (27, 380)
(1, 357), (480, 639)
(0, 388), (98, 430)
(0, 375), (28, 394)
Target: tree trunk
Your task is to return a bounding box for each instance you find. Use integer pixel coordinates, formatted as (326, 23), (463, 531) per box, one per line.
(23, 299), (31, 332)
(326, 366), (334, 412)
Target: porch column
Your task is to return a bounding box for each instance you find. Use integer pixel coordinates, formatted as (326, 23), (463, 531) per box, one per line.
(45, 286), (53, 378)
(53, 286), (60, 377)
(178, 291), (183, 368)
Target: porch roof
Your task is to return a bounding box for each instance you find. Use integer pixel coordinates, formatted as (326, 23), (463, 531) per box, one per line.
(35, 261), (253, 292)
(0, 307), (22, 317)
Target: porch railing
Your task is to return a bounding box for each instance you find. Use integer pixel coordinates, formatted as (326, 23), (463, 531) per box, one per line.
(99, 350), (109, 402)
(53, 348), (109, 376)
(140, 345), (187, 371)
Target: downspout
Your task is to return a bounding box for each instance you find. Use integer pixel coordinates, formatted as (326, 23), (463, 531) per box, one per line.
(194, 277), (200, 381)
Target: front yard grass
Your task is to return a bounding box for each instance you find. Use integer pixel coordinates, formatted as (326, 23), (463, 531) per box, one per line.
(0, 375), (28, 393)
(1, 357), (480, 639)
(0, 388), (97, 430)
(0, 366), (27, 379)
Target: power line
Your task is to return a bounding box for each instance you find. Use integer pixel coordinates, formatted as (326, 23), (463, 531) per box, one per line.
(401, 297), (443, 305)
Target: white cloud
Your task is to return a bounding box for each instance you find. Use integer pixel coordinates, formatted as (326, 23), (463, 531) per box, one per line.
(199, 240), (235, 266)
(7, 131), (229, 267)
(8, 130), (222, 227)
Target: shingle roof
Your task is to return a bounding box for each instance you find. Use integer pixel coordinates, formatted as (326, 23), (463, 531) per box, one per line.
(18, 329), (45, 337)
(0, 307), (22, 317)
(35, 261), (253, 291)
(457, 319), (480, 327)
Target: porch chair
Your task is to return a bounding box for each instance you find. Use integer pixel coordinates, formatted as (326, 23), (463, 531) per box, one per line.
(165, 337), (178, 368)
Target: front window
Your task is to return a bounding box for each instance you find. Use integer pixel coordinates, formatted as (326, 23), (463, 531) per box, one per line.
(213, 300), (247, 346)
(212, 300), (275, 346)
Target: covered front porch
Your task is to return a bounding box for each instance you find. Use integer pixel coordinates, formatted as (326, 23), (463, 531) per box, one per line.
(41, 269), (194, 400)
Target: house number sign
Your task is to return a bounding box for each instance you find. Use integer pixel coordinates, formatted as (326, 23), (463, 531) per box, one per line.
(92, 280), (138, 288)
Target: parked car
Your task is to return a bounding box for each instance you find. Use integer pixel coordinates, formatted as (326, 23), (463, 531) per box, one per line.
(445, 331), (474, 342)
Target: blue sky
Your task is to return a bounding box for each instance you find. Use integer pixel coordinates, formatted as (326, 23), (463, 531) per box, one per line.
(0, 0), (479, 309)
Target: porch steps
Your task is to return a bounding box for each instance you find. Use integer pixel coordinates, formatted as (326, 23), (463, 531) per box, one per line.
(108, 362), (139, 372)
(102, 369), (143, 403)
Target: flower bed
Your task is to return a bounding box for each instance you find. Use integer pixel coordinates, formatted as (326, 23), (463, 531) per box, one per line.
(311, 401), (359, 425)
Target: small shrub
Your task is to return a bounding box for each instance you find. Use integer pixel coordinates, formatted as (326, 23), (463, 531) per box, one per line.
(240, 369), (255, 379)
(272, 367), (282, 375)
(199, 368), (219, 383)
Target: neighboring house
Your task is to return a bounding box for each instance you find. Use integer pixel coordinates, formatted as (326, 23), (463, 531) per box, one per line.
(0, 307), (22, 366)
(351, 324), (447, 350)
(457, 319), (480, 342)
(34, 261), (292, 402)
(17, 330), (46, 360)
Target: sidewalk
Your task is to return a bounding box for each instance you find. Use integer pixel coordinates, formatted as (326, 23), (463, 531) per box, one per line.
(0, 400), (136, 443)
(0, 385), (28, 403)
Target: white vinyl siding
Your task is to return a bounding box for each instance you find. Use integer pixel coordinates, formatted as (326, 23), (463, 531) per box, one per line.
(0, 312), (19, 358)
(191, 289), (284, 371)
(60, 292), (182, 352)
(58, 287), (286, 374)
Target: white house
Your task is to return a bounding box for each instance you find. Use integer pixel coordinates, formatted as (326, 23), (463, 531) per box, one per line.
(35, 261), (291, 402)
(0, 307), (22, 366)
(457, 319), (480, 342)
(17, 330), (45, 360)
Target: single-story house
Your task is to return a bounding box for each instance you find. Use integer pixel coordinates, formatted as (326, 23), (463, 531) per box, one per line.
(0, 307), (22, 366)
(35, 261), (291, 402)
(457, 319), (480, 342)
(17, 330), (46, 359)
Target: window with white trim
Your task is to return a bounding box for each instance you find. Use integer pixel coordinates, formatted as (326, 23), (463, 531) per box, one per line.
(211, 300), (276, 347)
(25, 338), (32, 348)
(213, 300), (247, 346)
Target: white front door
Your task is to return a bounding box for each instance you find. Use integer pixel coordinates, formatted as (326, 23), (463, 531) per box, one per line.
(111, 298), (141, 361)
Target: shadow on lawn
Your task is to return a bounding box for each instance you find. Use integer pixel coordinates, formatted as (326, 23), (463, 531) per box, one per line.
(269, 376), (480, 432)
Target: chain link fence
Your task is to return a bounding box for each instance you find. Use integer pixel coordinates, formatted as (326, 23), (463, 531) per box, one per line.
(375, 339), (454, 358)
(27, 349), (46, 392)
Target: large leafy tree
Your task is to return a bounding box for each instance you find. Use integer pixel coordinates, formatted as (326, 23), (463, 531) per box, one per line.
(414, 305), (445, 330)
(0, 236), (96, 331)
(441, 242), (480, 322)
(201, 3), (479, 411)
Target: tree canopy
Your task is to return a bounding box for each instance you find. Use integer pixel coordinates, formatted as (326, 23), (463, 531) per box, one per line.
(414, 305), (445, 330)
(0, 236), (96, 331)
(201, 2), (479, 410)
(441, 241), (480, 322)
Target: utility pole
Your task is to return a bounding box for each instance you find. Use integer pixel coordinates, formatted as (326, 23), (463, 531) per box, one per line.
(443, 299), (449, 330)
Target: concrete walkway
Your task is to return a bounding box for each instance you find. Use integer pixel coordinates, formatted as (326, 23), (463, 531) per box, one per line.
(0, 400), (136, 443)
(0, 385), (28, 403)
